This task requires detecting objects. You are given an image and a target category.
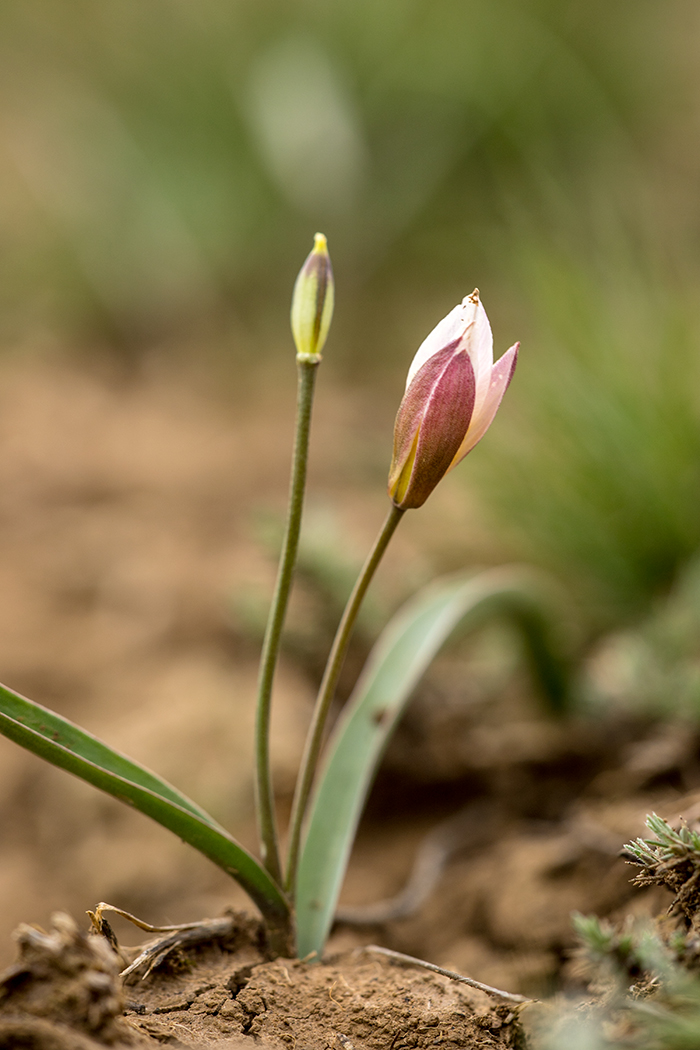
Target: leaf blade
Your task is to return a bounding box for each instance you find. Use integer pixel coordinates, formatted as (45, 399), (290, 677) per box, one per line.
(295, 567), (570, 958)
(0, 683), (221, 826)
(0, 683), (289, 928)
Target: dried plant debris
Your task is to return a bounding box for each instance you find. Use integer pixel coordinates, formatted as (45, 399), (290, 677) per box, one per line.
(624, 813), (700, 925)
(0, 911), (136, 1046)
(88, 902), (266, 982)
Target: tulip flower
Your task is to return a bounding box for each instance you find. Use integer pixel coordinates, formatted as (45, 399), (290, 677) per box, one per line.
(388, 290), (518, 509)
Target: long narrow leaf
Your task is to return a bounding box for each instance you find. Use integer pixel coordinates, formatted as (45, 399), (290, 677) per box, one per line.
(295, 567), (571, 958)
(0, 683), (289, 930)
(0, 684), (221, 826)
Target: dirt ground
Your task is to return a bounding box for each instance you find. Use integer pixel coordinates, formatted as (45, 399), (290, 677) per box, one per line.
(0, 348), (691, 1046)
(0, 909), (526, 1048)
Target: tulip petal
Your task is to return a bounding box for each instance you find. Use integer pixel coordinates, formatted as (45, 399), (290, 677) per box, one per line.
(468, 293), (495, 415)
(448, 342), (519, 468)
(388, 427), (420, 508)
(388, 346), (460, 499)
(408, 290), (494, 398)
(389, 340), (475, 508)
(406, 302), (469, 389)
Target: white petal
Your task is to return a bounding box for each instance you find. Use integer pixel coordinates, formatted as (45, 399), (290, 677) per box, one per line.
(406, 298), (471, 389)
(465, 293), (494, 420)
(447, 342), (518, 468)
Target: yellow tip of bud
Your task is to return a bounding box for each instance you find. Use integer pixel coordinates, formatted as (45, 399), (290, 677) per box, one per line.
(291, 233), (335, 360)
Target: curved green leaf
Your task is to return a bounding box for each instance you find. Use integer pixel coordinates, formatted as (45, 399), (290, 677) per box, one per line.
(0, 684), (223, 826)
(0, 683), (290, 934)
(295, 567), (571, 958)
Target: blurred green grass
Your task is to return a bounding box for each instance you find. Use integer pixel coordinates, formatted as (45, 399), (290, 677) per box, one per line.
(0, 0), (685, 345)
(0, 0), (698, 635)
(475, 251), (700, 631)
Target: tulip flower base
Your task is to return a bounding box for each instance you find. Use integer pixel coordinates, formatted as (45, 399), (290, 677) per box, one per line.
(0, 911), (521, 1049)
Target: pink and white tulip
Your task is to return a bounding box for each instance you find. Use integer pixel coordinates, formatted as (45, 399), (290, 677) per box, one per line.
(388, 290), (518, 509)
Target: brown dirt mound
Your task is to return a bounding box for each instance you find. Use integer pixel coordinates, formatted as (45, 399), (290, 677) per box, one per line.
(0, 911), (523, 1049)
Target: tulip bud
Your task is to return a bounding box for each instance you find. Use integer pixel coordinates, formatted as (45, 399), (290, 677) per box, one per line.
(388, 290), (518, 509)
(290, 233), (335, 360)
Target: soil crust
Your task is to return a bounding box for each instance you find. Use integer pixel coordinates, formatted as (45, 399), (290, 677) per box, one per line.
(0, 911), (523, 1049)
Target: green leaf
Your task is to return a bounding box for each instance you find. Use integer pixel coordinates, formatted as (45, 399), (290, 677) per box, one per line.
(0, 683), (223, 825)
(0, 683), (290, 934)
(295, 567), (571, 958)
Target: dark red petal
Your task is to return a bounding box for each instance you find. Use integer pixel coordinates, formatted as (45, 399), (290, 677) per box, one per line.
(388, 340), (475, 508)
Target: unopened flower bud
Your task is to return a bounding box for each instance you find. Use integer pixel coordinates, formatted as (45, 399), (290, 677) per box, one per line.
(388, 290), (518, 509)
(290, 233), (334, 360)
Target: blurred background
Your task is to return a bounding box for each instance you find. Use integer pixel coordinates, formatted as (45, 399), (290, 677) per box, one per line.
(0, 0), (699, 990)
(1, 0), (699, 626)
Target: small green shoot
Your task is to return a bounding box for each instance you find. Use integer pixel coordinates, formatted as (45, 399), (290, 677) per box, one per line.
(625, 813), (700, 869)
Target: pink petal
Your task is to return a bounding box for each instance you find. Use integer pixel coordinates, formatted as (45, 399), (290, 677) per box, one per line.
(389, 342), (463, 492)
(389, 341), (475, 508)
(448, 342), (519, 469)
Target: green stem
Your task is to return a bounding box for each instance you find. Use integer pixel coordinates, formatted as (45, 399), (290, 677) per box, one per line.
(285, 502), (405, 893)
(255, 358), (320, 887)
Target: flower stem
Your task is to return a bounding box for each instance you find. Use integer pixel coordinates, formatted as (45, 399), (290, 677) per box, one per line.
(285, 502), (406, 893)
(255, 358), (320, 887)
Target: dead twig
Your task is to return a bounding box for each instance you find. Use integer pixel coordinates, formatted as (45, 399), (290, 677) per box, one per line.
(363, 945), (533, 1005)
